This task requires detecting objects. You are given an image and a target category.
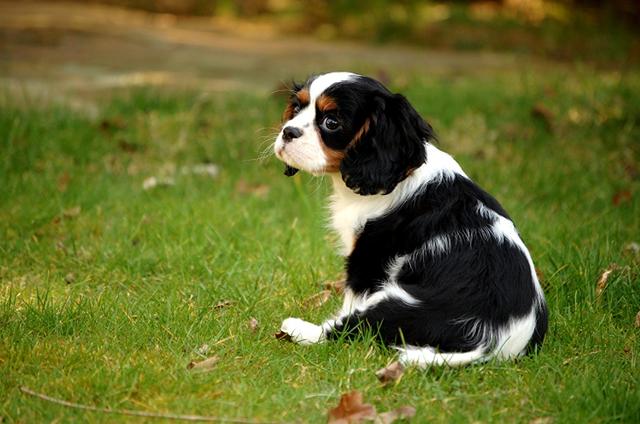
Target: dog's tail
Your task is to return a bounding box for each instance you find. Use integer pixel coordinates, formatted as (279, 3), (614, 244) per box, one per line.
(396, 345), (488, 367)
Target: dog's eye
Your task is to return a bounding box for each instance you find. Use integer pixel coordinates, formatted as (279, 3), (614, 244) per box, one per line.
(293, 104), (301, 115)
(322, 116), (341, 132)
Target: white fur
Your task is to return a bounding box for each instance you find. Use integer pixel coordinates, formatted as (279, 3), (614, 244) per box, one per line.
(280, 317), (324, 345)
(493, 308), (538, 359)
(309, 72), (357, 99)
(397, 345), (487, 367)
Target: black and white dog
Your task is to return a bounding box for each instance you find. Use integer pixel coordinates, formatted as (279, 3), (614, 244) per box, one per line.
(273, 72), (547, 367)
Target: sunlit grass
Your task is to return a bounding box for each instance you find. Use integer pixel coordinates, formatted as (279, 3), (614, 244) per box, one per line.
(1, 69), (639, 422)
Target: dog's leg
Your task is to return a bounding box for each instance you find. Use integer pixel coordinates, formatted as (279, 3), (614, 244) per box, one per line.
(279, 317), (325, 345)
(279, 288), (361, 345)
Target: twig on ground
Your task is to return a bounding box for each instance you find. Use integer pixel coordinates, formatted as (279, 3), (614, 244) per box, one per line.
(20, 386), (278, 423)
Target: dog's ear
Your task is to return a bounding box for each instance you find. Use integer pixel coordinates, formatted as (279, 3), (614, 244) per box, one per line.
(340, 94), (432, 195)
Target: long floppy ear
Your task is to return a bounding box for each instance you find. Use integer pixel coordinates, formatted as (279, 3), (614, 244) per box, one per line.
(340, 93), (433, 195)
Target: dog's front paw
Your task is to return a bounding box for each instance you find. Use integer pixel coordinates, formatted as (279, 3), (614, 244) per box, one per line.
(280, 317), (324, 345)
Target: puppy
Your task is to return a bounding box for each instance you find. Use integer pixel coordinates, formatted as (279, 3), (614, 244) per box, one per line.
(273, 72), (547, 367)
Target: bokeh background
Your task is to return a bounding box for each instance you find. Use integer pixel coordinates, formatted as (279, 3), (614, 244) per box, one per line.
(2, 0), (639, 101)
(1, 1), (639, 422)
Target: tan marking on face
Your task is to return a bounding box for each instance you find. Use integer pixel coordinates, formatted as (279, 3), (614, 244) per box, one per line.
(320, 118), (371, 173)
(297, 89), (310, 104)
(351, 118), (370, 146)
(282, 89), (310, 122)
(316, 94), (337, 113)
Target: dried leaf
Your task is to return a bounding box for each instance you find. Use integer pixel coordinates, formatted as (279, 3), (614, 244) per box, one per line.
(248, 317), (259, 332)
(303, 290), (332, 308)
(195, 344), (210, 356)
(531, 103), (554, 132)
(187, 355), (219, 372)
(595, 265), (618, 299)
(376, 405), (416, 424)
(375, 361), (405, 386)
(62, 206), (81, 218)
(623, 162), (639, 181)
(213, 300), (234, 310)
(612, 189), (632, 206)
(64, 273), (76, 285)
(235, 179), (270, 198)
(118, 139), (141, 153)
(274, 330), (292, 341)
(324, 279), (346, 294)
(99, 117), (126, 132)
(57, 172), (71, 192)
(635, 311), (640, 328)
(328, 391), (377, 424)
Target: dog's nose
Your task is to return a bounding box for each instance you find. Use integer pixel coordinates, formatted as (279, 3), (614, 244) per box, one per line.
(282, 126), (303, 142)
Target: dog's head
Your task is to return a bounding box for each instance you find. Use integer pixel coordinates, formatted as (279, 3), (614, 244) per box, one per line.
(274, 72), (434, 195)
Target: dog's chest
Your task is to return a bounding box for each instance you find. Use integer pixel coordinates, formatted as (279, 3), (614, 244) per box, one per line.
(329, 188), (394, 256)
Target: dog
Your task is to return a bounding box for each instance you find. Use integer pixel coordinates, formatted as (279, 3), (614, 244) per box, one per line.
(273, 72), (547, 367)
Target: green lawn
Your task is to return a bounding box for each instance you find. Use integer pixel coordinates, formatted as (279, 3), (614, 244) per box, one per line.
(1, 69), (639, 422)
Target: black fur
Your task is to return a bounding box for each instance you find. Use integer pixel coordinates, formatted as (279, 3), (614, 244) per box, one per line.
(327, 174), (548, 353)
(318, 77), (434, 195)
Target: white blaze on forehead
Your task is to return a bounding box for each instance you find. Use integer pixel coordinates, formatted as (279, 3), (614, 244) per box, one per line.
(309, 72), (357, 101)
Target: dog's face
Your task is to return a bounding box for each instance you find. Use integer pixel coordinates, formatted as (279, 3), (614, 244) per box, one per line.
(274, 72), (434, 195)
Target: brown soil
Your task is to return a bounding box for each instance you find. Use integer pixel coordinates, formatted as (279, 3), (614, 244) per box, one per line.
(0, 1), (547, 113)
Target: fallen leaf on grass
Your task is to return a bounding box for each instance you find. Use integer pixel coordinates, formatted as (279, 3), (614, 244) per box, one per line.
(328, 391), (377, 424)
(62, 206), (81, 218)
(248, 317), (259, 332)
(195, 344), (210, 356)
(595, 265), (618, 299)
(64, 273), (76, 285)
(213, 300), (234, 310)
(303, 290), (332, 308)
(187, 355), (219, 372)
(57, 172), (71, 192)
(99, 117), (126, 132)
(531, 103), (554, 132)
(377, 406), (416, 424)
(235, 179), (270, 198)
(375, 361), (405, 386)
(118, 139), (142, 153)
(274, 331), (292, 341)
(635, 311), (640, 328)
(612, 189), (632, 206)
(328, 391), (415, 424)
(623, 161), (639, 181)
(323, 279), (346, 294)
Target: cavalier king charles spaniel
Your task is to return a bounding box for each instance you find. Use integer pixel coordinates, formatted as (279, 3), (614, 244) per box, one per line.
(273, 72), (547, 367)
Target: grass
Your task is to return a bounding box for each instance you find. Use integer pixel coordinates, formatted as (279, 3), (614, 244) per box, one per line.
(1, 68), (639, 423)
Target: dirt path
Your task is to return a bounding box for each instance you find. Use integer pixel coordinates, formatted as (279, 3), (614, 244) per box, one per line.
(0, 1), (545, 113)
